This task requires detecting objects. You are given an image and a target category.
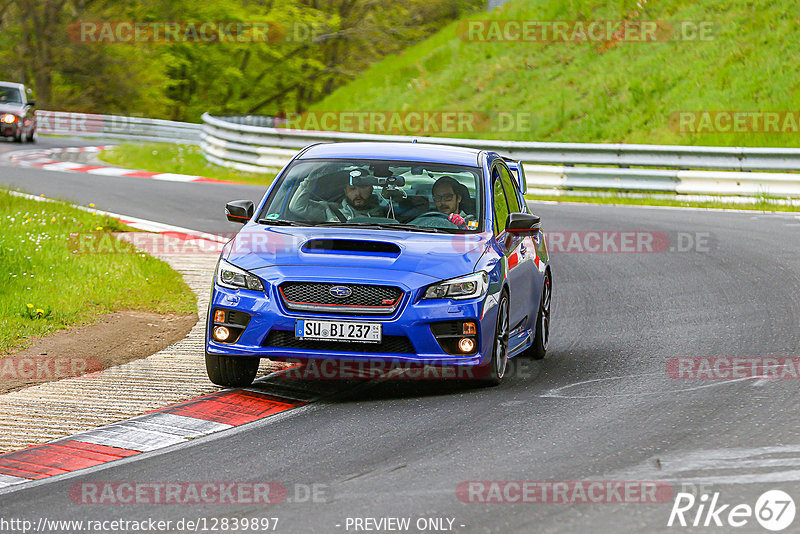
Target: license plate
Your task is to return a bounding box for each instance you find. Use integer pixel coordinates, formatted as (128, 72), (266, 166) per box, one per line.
(295, 319), (382, 343)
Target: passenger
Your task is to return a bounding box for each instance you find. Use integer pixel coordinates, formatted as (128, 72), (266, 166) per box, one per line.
(432, 176), (476, 229)
(289, 170), (389, 222)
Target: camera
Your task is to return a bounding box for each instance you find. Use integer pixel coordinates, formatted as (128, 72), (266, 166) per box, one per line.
(350, 172), (405, 187)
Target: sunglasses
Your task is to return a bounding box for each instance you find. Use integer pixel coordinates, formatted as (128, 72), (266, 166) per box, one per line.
(433, 193), (455, 202)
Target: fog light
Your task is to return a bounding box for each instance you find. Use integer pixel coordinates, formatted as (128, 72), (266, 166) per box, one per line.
(213, 326), (230, 342)
(463, 321), (476, 335)
(458, 337), (475, 353)
(213, 309), (226, 323)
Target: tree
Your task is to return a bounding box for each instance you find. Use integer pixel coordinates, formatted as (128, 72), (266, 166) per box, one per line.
(0, 0), (482, 118)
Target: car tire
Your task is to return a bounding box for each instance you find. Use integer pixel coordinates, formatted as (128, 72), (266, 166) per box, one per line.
(522, 270), (551, 360)
(12, 129), (22, 143)
(26, 128), (35, 143)
(205, 351), (259, 387)
(473, 291), (509, 386)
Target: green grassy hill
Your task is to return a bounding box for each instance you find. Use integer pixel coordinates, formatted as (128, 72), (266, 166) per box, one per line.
(309, 0), (800, 147)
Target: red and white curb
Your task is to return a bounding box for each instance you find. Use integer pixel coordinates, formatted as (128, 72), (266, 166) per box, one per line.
(0, 193), (350, 491)
(0, 386), (311, 488)
(6, 145), (235, 184)
(0, 192), (390, 490)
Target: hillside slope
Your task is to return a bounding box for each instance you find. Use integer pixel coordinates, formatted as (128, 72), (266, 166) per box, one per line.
(310, 0), (800, 147)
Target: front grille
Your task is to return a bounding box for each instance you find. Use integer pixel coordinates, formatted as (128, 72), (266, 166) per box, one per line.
(279, 282), (403, 315)
(262, 330), (415, 354)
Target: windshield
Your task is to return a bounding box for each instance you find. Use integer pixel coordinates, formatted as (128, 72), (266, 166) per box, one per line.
(0, 86), (22, 104)
(258, 158), (483, 233)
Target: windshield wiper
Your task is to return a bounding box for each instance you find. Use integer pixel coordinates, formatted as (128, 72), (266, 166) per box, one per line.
(315, 221), (451, 233)
(256, 218), (307, 226)
(377, 223), (453, 234)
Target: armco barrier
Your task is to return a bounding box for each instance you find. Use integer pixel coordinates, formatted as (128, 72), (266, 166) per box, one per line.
(31, 110), (800, 197)
(36, 110), (201, 144)
(199, 113), (800, 197)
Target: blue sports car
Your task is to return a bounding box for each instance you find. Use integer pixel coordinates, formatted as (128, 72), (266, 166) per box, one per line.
(206, 142), (551, 386)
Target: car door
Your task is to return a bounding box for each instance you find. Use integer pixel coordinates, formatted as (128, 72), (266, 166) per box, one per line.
(491, 163), (532, 337)
(498, 164), (538, 332)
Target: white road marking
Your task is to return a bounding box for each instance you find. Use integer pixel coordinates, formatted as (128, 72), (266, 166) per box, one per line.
(527, 199), (800, 216)
(610, 445), (800, 486)
(85, 167), (140, 176)
(540, 372), (755, 399)
(146, 173), (202, 182)
(71, 422), (190, 452)
(0, 474), (30, 488)
(669, 470), (800, 485)
(38, 161), (86, 171)
(5, 145), (218, 184)
(123, 412), (232, 438)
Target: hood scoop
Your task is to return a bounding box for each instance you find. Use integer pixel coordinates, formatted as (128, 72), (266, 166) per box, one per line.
(301, 239), (401, 258)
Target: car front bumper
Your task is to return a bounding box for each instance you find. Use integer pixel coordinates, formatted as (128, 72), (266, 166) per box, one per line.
(205, 267), (500, 367)
(0, 123), (20, 137)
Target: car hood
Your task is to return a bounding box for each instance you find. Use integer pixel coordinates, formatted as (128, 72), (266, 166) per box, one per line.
(0, 103), (25, 114)
(222, 225), (492, 282)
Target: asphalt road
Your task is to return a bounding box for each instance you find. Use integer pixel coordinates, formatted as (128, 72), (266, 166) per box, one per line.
(0, 136), (262, 235)
(2, 137), (800, 533)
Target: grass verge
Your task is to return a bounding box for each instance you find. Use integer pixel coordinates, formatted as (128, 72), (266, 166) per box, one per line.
(98, 143), (274, 186)
(311, 0), (800, 148)
(525, 192), (800, 212)
(0, 190), (196, 354)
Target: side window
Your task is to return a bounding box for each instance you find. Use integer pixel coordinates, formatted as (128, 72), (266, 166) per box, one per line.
(498, 164), (522, 213)
(492, 170), (510, 235)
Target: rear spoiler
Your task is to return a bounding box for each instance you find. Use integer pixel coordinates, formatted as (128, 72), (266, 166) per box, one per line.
(503, 158), (527, 194)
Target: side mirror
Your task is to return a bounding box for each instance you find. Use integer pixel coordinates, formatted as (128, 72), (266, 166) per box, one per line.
(225, 200), (254, 224)
(505, 212), (541, 235)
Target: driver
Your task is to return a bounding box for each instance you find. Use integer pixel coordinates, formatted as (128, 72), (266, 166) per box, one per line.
(432, 176), (475, 229)
(289, 170), (389, 222)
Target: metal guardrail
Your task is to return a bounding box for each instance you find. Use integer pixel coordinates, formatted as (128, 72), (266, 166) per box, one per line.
(200, 113), (800, 197)
(215, 115), (287, 128)
(33, 110), (800, 198)
(36, 111), (202, 144)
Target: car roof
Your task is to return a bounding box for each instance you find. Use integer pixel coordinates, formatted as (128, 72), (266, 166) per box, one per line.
(297, 142), (483, 167)
(0, 82), (25, 91)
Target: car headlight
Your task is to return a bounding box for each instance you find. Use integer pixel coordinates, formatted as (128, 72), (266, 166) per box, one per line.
(423, 272), (489, 300)
(1, 114), (17, 124)
(215, 259), (264, 291)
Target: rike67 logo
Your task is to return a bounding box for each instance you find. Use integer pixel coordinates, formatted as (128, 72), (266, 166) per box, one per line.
(668, 490), (796, 531)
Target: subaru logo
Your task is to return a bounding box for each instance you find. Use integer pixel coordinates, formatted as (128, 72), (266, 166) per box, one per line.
(329, 286), (352, 299)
